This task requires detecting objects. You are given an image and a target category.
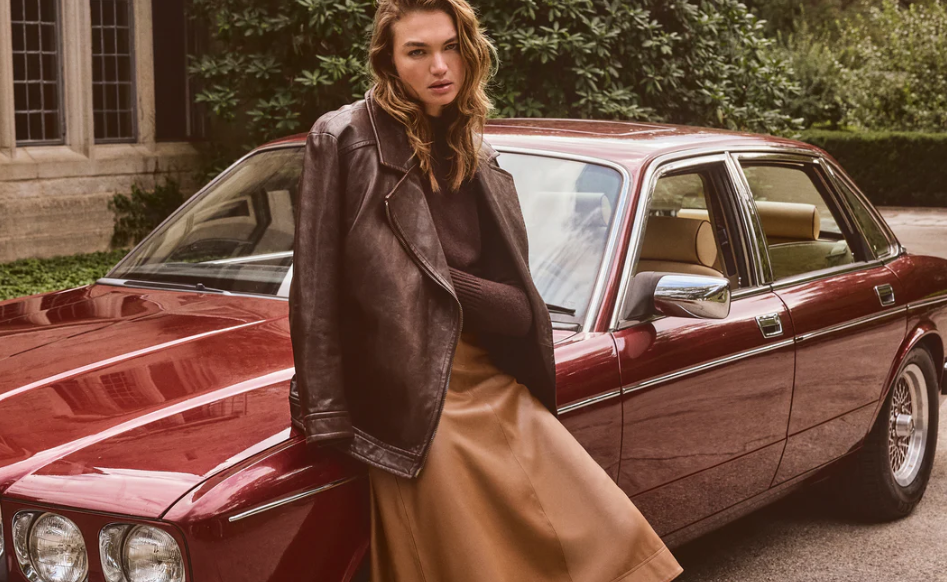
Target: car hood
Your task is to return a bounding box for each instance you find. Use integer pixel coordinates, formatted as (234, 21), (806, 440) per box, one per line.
(0, 284), (298, 518)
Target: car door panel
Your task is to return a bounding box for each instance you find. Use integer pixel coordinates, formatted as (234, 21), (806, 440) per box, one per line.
(773, 402), (877, 484)
(554, 333), (625, 482)
(772, 265), (906, 482)
(631, 441), (785, 535)
(615, 291), (794, 531)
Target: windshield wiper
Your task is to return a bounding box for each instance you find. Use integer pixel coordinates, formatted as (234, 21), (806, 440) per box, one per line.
(121, 279), (231, 294)
(545, 303), (576, 316)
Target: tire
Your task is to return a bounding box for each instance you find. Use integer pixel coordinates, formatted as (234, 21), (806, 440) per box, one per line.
(833, 346), (940, 521)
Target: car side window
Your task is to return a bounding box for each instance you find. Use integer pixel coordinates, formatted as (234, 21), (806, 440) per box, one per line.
(634, 164), (747, 290)
(833, 175), (893, 259)
(740, 162), (859, 281)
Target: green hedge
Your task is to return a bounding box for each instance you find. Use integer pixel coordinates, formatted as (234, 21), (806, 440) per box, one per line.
(0, 249), (130, 302)
(800, 130), (947, 208)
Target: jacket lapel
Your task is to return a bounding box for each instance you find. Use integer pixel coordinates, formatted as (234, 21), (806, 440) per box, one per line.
(367, 86), (512, 296)
(474, 164), (529, 276)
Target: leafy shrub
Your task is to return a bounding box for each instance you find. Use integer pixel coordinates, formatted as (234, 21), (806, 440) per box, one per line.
(774, 24), (848, 130)
(833, 0), (947, 132)
(187, 0), (803, 165)
(801, 130), (947, 207)
(774, 0), (947, 131)
(108, 179), (187, 248)
(0, 249), (130, 302)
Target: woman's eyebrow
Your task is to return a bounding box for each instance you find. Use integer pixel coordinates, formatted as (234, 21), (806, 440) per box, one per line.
(403, 36), (458, 48)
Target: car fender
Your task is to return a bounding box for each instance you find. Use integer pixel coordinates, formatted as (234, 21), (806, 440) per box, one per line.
(163, 438), (369, 582)
(865, 322), (943, 435)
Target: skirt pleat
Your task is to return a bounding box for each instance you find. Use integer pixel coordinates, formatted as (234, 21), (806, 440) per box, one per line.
(368, 331), (682, 582)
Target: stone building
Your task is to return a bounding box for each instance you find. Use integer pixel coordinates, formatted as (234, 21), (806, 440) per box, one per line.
(0, 0), (203, 262)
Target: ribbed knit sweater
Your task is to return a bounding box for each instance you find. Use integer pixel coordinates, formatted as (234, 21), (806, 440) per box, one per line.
(421, 108), (532, 337)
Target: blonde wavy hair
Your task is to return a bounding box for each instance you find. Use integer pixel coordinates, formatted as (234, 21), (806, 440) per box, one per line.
(369, 0), (498, 193)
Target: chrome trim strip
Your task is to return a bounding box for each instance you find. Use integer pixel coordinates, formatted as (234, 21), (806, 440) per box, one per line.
(729, 151), (821, 165)
(228, 475), (361, 523)
(557, 388), (623, 415)
(908, 294), (947, 310)
(494, 146), (633, 333)
(609, 152), (730, 330)
(621, 338), (795, 395)
(731, 286), (772, 300)
(795, 306), (906, 343)
(770, 260), (885, 291)
(821, 158), (902, 260)
(95, 277), (290, 302)
(725, 152), (771, 285)
(203, 251), (293, 265)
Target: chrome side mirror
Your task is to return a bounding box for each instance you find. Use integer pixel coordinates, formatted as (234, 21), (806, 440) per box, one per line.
(621, 271), (731, 323)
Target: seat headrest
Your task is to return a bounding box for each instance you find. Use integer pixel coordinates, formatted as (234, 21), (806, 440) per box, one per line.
(677, 208), (710, 221)
(754, 200), (820, 241)
(640, 216), (718, 267)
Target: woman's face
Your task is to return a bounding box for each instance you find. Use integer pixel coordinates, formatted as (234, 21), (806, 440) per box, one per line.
(390, 9), (466, 117)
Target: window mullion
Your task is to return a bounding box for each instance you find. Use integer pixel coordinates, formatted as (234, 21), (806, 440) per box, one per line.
(0, 0), (17, 157)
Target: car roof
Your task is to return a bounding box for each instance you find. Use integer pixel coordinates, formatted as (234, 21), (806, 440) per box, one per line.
(259, 118), (819, 171)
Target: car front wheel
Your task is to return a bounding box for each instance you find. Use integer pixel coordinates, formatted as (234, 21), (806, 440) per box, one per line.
(834, 346), (940, 521)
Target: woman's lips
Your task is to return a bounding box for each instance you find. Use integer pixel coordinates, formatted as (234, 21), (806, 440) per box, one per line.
(429, 81), (453, 94)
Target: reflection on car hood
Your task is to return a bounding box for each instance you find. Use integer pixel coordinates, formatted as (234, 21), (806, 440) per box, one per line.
(0, 284), (297, 518)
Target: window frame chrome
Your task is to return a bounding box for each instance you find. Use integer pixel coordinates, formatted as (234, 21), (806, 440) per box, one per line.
(819, 157), (903, 262)
(491, 146), (633, 333)
(610, 149), (774, 331)
(728, 150), (881, 286)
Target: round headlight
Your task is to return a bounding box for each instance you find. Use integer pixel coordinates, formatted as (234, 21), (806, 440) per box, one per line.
(28, 513), (88, 582)
(123, 525), (185, 582)
(99, 524), (131, 582)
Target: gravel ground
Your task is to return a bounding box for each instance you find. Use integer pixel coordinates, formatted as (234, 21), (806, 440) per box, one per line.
(672, 206), (947, 581)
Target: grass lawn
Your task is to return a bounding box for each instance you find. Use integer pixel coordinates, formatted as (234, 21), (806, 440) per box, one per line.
(0, 248), (130, 302)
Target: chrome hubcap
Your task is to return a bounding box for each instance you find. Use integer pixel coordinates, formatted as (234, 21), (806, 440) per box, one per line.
(888, 363), (928, 487)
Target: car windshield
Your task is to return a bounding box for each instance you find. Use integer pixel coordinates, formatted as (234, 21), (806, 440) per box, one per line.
(108, 147), (623, 322)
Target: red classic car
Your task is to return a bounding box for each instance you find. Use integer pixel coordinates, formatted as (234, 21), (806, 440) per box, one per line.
(2, 118), (946, 582)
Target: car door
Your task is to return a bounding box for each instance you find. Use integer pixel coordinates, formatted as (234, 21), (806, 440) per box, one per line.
(611, 154), (795, 536)
(729, 152), (907, 484)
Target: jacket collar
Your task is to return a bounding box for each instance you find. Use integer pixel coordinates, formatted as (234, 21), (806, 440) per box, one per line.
(364, 85), (499, 174)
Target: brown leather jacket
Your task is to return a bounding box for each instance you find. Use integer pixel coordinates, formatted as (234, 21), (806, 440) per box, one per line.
(288, 86), (556, 479)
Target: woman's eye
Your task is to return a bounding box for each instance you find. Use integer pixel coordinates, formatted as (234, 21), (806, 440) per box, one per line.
(409, 49), (424, 57)
(446, 43), (458, 51)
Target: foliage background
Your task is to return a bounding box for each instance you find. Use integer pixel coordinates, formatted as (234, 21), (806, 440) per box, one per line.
(187, 0), (803, 172)
(763, 0), (947, 132)
(0, 249), (129, 302)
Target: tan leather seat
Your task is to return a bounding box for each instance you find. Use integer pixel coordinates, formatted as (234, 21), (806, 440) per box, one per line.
(679, 201), (820, 245)
(755, 200), (820, 244)
(637, 216), (723, 278)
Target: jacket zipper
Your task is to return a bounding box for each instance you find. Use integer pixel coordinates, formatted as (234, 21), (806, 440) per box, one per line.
(384, 200), (463, 474)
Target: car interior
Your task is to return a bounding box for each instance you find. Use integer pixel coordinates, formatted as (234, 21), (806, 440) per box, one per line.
(633, 161), (863, 289)
(740, 163), (857, 280)
(634, 167), (745, 291)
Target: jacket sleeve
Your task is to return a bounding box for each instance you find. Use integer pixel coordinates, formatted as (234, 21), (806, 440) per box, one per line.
(289, 130), (354, 445)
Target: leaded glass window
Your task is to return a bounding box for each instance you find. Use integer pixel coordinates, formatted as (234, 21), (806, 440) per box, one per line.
(91, 0), (136, 142)
(11, 0), (64, 144)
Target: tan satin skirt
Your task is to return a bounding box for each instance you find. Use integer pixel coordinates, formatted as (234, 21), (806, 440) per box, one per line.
(367, 331), (682, 582)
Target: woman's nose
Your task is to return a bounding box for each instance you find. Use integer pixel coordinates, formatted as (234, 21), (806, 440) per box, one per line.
(431, 52), (448, 74)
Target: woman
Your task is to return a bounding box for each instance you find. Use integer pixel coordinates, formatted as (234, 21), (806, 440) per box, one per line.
(288, 0), (683, 580)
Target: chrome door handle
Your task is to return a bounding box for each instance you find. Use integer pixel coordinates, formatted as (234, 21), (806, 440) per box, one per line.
(875, 284), (896, 307)
(756, 313), (784, 339)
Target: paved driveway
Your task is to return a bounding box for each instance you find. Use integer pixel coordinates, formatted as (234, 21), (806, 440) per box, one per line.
(673, 206), (947, 582)
(879, 207), (947, 260)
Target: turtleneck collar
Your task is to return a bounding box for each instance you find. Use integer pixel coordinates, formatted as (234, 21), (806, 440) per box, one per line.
(425, 104), (459, 136)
